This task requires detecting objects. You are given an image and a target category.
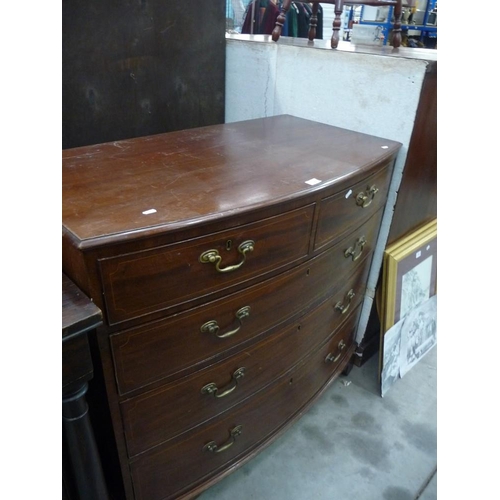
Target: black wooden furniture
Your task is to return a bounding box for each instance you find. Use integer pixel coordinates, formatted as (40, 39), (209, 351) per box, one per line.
(62, 273), (108, 500)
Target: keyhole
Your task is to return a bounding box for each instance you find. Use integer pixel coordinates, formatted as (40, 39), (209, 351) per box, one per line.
(226, 240), (232, 251)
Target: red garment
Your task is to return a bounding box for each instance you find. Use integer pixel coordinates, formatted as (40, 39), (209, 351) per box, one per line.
(242, 1), (279, 35)
(260, 1), (279, 34)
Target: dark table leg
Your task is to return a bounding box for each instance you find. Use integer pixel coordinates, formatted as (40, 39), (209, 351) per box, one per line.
(63, 383), (109, 500)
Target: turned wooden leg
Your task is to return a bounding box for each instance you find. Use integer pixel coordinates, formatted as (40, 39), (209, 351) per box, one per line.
(308, 2), (320, 41)
(63, 383), (109, 500)
(272, 0), (292, 41)
(391, 0), (402, 48)
(331, 0), (344, 49)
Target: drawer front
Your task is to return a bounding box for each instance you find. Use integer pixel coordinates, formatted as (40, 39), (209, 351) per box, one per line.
(314, 164), (393, 251)
(129, 307), (360, 500)
(111, 213), (379, 395)
(99, 205), (315, 325)
(120, 263), (369, 457)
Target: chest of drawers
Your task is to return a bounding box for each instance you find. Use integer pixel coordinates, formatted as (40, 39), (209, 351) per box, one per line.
(62, 115), (401, 500)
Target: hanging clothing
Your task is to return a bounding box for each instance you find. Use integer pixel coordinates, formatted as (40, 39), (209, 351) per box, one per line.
(286, 2), (299, 38)
(318, 6), (323, 40)
(242, 0), (280, 35)
(242, 1), (322, 39)
(261, 1), (280, 34)
(294, 3), (323, 40)
(295, 3), (310, 38)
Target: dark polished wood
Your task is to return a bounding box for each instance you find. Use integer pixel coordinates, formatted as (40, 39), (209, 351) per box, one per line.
(314, 164), (393, 251)
(111, 225), (378, 397)
(62, 115), (401, 500)
(120, 266), (370, 457)
(272, 0), (402, 49)
(100, 205), (315, 325)
(388, 61), (437, 244)
(130, 311), (360, 500)
(62, 274), (108, 500)
(62, 274), (102, 351)
(62, 0), (226, 150)
(62, 115), (400, 249)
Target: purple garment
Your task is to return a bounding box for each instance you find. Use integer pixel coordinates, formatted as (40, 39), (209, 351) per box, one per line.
(260, 1), (279, 34)
(242, 1), (279, 35)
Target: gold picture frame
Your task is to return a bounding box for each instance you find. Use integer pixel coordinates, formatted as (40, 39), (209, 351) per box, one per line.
(381, 218), (437, 333)
(378, 219), (437, 393)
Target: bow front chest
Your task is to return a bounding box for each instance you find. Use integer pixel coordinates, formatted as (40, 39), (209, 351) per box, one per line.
(62, 115), (401, 500)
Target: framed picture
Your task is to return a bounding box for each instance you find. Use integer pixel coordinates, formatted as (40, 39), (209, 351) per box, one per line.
(381, 219), (437, 333)
(378, 219), (437, 395)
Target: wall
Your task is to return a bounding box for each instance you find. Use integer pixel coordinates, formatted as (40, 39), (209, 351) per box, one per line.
(63, 0), (226, 149)
(225, 34), (437, 343)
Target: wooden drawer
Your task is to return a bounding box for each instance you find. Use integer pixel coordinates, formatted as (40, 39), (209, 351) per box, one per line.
(129, 307), (360, 500)
(314, 163), (393, 251)
(111, 211), (380, 395)
(120, 263), (369, 457)
(99, 205), (315, 325)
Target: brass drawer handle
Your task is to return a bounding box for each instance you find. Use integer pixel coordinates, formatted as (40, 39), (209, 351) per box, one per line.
(356, 185), (379, 208)
(335, 289), (355, 315)
(201, 367), (246, 398)
(325, 340), (346, 364)
(200, 306), (251, 339)
(344, 236), (366, 261)
(203, 425), (243, 454)
(199, 240), (255, 273)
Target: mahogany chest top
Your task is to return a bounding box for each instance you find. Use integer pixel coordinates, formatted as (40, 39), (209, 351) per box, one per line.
(62, 115), (401, 249)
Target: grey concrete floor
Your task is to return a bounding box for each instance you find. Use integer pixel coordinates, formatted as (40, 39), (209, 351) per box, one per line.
(199, 346), (437, 500)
